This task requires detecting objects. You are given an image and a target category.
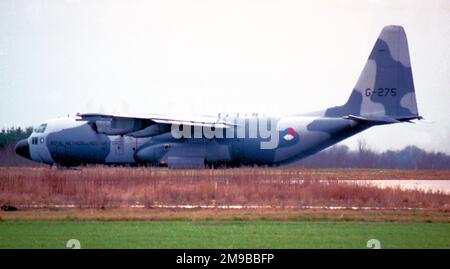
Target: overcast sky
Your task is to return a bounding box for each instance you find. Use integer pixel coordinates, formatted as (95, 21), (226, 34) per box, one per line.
(1, 0), (449, 153)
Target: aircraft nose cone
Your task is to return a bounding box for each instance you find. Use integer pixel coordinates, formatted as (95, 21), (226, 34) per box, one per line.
(15, 139), (31, 160)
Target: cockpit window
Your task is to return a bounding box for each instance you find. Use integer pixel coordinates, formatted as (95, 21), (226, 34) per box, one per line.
(34, 123), (47, 133)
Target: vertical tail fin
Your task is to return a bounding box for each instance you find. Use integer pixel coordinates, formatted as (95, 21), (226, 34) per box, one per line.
(326, 25), (420, 121)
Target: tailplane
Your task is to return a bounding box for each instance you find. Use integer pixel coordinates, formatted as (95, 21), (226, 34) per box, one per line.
(326, 25), (420, 122)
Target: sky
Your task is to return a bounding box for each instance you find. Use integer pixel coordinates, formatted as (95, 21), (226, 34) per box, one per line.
(0, 0), (449, 153)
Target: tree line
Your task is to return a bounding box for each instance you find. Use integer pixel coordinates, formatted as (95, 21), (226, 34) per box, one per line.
(296, 141), (450, 170)
(0, 127), (33, 148)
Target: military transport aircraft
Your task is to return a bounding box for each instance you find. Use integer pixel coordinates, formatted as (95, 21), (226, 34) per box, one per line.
(16, 25), (422, 168)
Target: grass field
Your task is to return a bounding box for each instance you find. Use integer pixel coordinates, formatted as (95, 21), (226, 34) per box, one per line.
(0, 220), (448, 249)
(1, 167), (448, 249)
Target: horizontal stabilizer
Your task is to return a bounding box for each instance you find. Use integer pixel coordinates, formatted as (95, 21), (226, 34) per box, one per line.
(343, 114), (423, 124)
(343, 114), (400, 124)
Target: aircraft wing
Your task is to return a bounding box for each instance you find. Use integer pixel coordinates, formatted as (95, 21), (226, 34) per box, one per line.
(76, 112), (235, 137)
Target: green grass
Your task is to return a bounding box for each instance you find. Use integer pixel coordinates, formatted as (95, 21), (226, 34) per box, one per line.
(0, 221), (448, 249)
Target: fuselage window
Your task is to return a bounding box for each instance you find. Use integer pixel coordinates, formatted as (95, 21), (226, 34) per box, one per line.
(34, 123), (47, 133)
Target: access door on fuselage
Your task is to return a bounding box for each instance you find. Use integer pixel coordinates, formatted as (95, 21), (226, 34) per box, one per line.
(107, 135), (137, 163)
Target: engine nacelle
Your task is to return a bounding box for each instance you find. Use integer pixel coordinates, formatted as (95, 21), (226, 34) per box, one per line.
(93, 118), (153, 135)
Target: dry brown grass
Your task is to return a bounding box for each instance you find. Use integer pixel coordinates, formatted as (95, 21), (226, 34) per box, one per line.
(0, 167), (449, 210)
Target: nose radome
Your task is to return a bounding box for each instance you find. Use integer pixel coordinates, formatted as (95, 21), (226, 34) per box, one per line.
(15, 139), (31, 160)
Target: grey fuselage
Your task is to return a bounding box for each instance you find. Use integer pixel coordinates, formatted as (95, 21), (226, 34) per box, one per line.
(21, 114), (369, 167)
